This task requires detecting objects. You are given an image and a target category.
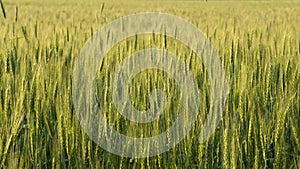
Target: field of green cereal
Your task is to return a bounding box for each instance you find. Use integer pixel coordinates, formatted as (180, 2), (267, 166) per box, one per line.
(0, 0), (299, 168)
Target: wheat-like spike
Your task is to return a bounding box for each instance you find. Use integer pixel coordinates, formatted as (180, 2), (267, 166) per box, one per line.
(197, 143), (205, 166)
(1, 88), (10, 168)
(254, 146), (259, 169)
(223, 128), (229, 168)
(290, 119), (300, 152)
(231, 129), (237, 169)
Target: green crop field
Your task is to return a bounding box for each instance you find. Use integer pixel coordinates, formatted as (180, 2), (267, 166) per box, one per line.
(0, 0), (299, 168)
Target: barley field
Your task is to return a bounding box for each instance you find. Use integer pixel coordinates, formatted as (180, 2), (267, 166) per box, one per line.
(0, 0), (299, 168)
